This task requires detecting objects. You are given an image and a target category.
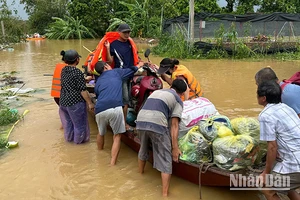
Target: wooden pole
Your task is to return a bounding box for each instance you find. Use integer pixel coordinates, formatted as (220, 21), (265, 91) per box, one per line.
(1, 21), (5, 37)
(189, 0), (194, 42)
(199, 20), (202, 41)
(160, 6), (164, 33)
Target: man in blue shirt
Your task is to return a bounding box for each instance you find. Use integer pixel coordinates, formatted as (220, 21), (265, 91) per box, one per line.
(255, 67), (300, 118)
(94, 61), (142, 165)
(105, 23), (138, 130)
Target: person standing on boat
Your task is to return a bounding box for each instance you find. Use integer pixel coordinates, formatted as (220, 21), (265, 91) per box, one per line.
(255, 67), (300, 118)
(157, 58), (203, 101)
(94, 61), (143, 165)
(136, 79), (187, 197)
(257, 81), (300, 200)
(105, 23), (139, 130)
(59, 49), (94, 144)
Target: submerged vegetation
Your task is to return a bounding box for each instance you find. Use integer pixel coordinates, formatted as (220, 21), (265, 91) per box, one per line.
(0, 72), (31, 149)
(0, 105), (19, 126)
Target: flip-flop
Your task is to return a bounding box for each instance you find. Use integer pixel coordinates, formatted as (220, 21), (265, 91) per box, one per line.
(127, 127), (134, 132)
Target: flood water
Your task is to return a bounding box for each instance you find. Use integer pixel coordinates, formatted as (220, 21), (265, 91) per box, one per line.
(0, 39), (299, 200)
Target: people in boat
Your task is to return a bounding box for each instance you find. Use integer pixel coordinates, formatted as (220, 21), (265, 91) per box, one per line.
(257, 80), (300, 200)
(33, 33), (40, 38)
(94, 60), (143, 165)
(59, 49), (94, 144)
(255, 67), (300, 118)
(157, 58), (203, 101)
(136, 79), (187, 197)
(104, 23), (139, 130)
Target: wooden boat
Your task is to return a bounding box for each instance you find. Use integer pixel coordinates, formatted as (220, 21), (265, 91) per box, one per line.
(26, 36), (46, 41)
(120, 130), (251, 187)
(86, 84), (263, 187)
(86, 81), (262, 187)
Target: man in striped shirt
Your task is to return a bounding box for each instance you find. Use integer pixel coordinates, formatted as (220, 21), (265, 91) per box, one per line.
(257, 81), (300, 200)
(136, 79), (187, 197)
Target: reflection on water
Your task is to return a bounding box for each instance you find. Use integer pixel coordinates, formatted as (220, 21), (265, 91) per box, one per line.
(0, 39), (299, 199)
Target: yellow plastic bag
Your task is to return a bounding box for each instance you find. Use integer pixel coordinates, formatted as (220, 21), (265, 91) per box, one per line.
(212, 134), (258, 171)
(179, 126), (212, 164)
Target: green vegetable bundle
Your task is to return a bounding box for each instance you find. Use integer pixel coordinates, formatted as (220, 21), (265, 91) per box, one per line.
(198, 115), (232, 142)
(231, 117), (260, 140)
(179, 126), (212, 164)
(213, 131), (259, 171)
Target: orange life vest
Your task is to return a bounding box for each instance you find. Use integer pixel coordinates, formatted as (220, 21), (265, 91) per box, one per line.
(171, 65), (203, 100)
(83, 32), (139, 72)
(51, 63), (66, 98)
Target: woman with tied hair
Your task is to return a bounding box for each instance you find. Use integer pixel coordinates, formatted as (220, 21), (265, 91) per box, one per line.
(157, 58), (203, 101)
(59, 49), (94, 144)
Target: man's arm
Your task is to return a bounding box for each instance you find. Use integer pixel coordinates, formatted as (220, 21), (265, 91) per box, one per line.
(161, 74), (173, 86)
(176, 76), (190, 100)
(264, 140), (278, 174)
(170, 117), (181, 162)
(81, 90), (94, 112)
(118, 63), (144, 80)
(104, 40), (113, 64)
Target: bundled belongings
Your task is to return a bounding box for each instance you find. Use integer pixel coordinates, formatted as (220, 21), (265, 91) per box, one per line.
(178, 114), (265, 171)
(179, 97), (218, 138)
(231, 117), (260, 140)
(231, 117), (267, 165)
(212, 125), (259, 171)
(198, 115), (232, 142)
(179, 126), (212, 164)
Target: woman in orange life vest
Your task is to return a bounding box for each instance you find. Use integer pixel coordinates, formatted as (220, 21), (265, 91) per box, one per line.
(157, 58), (203, 101)
(51, 52), (68, 105)
(51, 52), (69, 129)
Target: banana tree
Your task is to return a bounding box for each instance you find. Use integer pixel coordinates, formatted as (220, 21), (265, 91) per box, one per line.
(45, 16), (96, 39)
(111, 0), (150, 37)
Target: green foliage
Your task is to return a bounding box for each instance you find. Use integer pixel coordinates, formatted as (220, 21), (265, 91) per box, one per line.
(106, 18), (126, 32)
(67, 0), (111, 37)
(0, 106), (19, 126)
(211, 23), (256, 59)
(235, 0), (260, 14)
(45, 16), (96, 39)
(21, 0), (68, 34)
(258, 0), (299, 13)
(205, 49), (229, 59)
(0, 0), (28, 43)
(152, 27), (198, 59)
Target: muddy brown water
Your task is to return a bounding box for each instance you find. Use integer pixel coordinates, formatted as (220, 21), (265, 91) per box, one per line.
(0, 39), (299, 200)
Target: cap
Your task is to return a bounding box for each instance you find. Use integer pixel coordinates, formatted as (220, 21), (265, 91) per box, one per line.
(117, 24), (131, 32)
(157, 58), (173, 74)
(62, 49), (81, 63)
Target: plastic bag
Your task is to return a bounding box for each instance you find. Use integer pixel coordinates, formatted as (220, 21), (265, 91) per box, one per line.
(231, 117), (260, 140)
(181, 97), (219, 127)
(254, 141), (267, 165)
(198, 115), (232, 142)
(212, 133), (258, 171)
(179, 97), (218, 138)
(179, 126), (212, 164)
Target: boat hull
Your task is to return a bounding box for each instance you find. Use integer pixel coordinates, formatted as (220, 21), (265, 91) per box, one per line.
(26, 37), (46, 41)
(121, 132), (240, 187)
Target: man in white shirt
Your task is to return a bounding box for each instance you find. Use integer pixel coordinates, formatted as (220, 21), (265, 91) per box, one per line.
(257, 80), (300, 200)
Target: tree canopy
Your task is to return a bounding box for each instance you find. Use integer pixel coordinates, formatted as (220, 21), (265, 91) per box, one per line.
(5, 0), (300, 39)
